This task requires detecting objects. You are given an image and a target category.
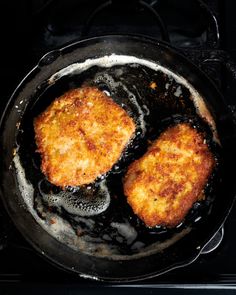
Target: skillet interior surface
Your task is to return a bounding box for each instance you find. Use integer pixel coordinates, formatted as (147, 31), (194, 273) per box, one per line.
(0, 35), (236, 281)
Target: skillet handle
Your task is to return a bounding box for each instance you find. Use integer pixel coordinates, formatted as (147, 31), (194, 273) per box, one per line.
(201, 227), (224, 255)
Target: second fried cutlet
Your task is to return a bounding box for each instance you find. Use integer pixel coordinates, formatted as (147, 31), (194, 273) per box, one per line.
(34, 87), (135, 188)
(123, 123), (215, 228)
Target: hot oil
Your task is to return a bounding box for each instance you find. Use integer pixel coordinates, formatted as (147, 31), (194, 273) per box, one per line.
(15, 57), (221, 258)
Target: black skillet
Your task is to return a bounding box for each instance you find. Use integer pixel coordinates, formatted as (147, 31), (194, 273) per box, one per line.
(0, 35), (236, 282)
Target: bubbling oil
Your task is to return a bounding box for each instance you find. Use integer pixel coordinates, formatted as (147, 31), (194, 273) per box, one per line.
(13, 54), (220, 259)
(38, 179), (110, 216)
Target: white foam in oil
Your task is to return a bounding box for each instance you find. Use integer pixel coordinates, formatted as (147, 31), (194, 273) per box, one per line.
(13, 153), (78, 247)
(39, 180), (110, 217)
(13, 153), (34, 208)
(111, 221), (137, 245)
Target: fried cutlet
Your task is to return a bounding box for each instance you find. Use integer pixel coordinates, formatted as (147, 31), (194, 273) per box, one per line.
(123, 123), (215, 228)
(34, 87), (135, 188)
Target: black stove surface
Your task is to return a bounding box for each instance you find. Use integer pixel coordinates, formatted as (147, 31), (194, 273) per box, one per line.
(1, 0), (236, 293)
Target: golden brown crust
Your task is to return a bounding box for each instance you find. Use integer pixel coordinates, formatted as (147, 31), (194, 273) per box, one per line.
(123, 123), (215, 228)
(34, 87), (135, 187)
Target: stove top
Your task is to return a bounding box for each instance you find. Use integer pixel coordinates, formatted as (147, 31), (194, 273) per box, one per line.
(1, 0), (236, 292)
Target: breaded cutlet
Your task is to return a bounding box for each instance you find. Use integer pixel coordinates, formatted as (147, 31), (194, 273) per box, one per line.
(34, 87), (135, 188)
(123, 123), (215, 228)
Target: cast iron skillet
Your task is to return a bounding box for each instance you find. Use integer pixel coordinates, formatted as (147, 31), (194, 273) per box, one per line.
(0, 35), (236, 282)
